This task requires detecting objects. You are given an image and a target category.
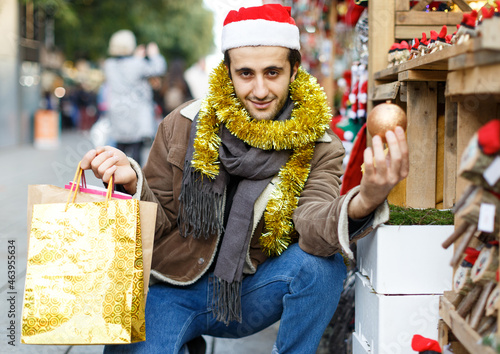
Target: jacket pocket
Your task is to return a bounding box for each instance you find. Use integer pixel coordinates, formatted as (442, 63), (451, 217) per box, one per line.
(167, 145), (187, 171)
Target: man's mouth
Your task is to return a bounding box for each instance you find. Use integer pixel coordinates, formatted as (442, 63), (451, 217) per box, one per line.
(250, 100), (272, 110)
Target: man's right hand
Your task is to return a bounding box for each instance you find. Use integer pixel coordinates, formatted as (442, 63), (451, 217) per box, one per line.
(81, 146), (138, 195)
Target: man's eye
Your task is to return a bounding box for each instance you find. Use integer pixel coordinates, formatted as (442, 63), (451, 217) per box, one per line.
(240, 71), (252, 77)
(267, 71), (279, 77)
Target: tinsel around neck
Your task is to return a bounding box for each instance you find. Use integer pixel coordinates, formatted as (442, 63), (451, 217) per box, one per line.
(192, 61), (332, 179)
(191, 60), (332, 256)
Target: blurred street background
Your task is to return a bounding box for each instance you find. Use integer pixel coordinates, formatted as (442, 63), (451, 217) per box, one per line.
(0, 0), (356, 353)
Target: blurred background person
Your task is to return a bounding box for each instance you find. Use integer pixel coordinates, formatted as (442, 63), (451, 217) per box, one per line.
(161, 58), (193, 116)
(104, 29), (166, 165)
(184, 57), (209, 100)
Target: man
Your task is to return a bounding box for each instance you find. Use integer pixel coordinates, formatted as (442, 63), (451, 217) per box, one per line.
(81, 4), (408, 353)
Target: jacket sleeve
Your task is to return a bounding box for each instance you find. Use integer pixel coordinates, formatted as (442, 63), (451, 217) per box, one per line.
(129, 108), (190, 241)
(293, 133), (389, 258)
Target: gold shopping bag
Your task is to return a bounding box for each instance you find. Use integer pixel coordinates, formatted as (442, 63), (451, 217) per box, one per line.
(22, 166), (152, 344)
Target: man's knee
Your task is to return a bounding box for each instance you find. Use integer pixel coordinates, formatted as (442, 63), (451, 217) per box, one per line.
(290, 248), (347, 294)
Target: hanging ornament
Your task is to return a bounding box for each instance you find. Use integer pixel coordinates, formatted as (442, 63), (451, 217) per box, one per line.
(366, 101), (407, 143)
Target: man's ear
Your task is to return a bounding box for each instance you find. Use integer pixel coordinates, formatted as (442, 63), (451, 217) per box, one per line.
(290, 62), (300, 82)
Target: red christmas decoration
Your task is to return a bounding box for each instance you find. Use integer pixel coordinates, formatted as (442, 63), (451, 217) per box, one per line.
(411, 334), (442, 353)
(478, 119), (500, 155)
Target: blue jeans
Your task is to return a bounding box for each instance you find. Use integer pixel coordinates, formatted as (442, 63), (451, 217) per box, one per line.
(104, 243), (346, 354)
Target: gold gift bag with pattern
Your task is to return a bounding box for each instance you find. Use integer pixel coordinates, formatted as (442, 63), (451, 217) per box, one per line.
(22, 167), (146, 344)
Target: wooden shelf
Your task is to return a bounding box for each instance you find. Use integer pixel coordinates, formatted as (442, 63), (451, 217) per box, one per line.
(374, 38), (493, 81)
(367, 2), (500, 352)
(439, 292), (497, 354)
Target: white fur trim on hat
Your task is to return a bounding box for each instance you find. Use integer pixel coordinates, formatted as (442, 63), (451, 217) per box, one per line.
(221, 19), (300, 53)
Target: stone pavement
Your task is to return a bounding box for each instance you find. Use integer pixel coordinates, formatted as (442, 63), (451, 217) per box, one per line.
(0, 130), (278, 354)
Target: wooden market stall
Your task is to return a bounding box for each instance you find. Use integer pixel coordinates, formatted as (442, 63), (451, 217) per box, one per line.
(360, 1), (500, 353)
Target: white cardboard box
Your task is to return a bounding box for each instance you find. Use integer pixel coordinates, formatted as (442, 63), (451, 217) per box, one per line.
(352, 331), (371, 354)
(357, 225), (454, 294)
(355, 272), (441, 354)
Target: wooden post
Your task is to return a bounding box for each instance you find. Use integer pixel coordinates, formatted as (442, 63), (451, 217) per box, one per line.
(443, 98), (458, 209)
(406, 81), (438, 208)
(368, 0), (395, 113)
(395, 0), (410, 11)
(455, 100), (497, 199)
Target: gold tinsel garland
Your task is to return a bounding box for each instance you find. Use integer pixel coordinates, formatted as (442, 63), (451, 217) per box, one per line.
(192, 61), (331, 256)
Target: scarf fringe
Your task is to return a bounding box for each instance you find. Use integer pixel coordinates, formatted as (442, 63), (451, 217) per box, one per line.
(178, 161), (224, 239)
(211, 277), (242, 325)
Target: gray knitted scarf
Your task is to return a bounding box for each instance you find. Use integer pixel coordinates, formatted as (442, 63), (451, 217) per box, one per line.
(178, 100), (293, 324)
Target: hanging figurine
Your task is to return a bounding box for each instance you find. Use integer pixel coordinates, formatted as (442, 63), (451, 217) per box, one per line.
(454, 247), (480, 295)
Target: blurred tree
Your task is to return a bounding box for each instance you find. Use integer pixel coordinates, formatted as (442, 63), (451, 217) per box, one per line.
(133, 0), (215, 67)
(40, 0), (214, 66)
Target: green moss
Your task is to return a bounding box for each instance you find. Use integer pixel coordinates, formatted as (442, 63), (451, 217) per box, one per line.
(387, 204), (455, 226)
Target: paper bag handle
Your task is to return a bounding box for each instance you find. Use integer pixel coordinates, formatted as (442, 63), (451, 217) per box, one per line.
(65, 162), (114, 211)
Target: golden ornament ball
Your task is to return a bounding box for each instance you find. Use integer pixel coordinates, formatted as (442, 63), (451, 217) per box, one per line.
(367, 101), (407, 143)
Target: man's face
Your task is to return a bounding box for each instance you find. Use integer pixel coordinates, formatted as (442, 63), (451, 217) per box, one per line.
(227, 46), (299, 121)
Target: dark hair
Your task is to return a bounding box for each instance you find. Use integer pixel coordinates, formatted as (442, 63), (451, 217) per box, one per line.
(224, 48), (302, 79)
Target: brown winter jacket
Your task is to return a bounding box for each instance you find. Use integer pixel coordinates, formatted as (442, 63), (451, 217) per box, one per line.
(128, 100), (389, 286)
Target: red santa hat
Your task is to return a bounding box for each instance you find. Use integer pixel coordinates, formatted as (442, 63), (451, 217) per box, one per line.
(464, 247), (481, 265)
(419, 32), (429, 47)
(429, 30), (438, 44)
(411, 38), (420, 50)
(437, 25), (447, 42)
(466, 10), (479, 28)
(388, 43), (399, 53)
(221, 4), (300, 53)
(481, 5), (496, 20)
(478, 119), (500, 154)
(400, 40), (410, 51)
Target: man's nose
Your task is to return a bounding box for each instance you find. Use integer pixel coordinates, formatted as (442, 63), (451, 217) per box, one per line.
(252, 76), (269, 99)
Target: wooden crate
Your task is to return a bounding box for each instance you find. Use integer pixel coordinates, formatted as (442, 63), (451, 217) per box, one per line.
(368, 0), (473, 112)
(395, 0), (470, 40)
(368, 1), (500, 351)
(440, 292), (497, 354)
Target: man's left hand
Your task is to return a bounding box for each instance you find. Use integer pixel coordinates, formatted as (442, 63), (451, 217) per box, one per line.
(348, 126), (409, 219)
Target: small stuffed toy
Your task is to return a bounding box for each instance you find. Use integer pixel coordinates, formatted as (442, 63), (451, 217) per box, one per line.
(435, 25), (450, 51)
(398, 40), (411, 64)
(455, 10), (478, 45)
(426, 30), (438, 54)
(409, 38), (420, 60)
(387, 42), (399, 67)
(418, 32), (429, 56)
(477, 3), (500, 37)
